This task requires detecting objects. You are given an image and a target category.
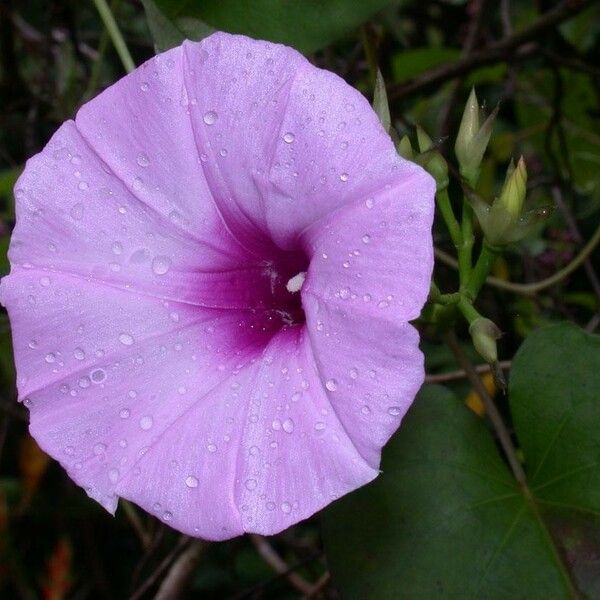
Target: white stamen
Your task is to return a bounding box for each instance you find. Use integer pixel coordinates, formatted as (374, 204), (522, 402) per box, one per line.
(286, 271), (306, 293)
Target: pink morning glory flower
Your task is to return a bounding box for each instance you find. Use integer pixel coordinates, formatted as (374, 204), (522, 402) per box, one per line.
(0, 32), (434, 540)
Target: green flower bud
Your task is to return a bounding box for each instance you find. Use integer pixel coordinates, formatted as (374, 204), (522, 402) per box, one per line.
(396, 134), (414, 161)
(498, 156), (527, 219)
(372, 69), (391, 133)
(415, 126), (449, 191)
(469, 317), (502, 364)
(455, 88), (498, 185)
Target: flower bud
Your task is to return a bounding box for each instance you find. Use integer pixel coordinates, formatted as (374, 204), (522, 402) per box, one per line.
(396, 134), (414, 161)
(498, 156), (527, 219)
(455, 88), (498, 184)
(469, 317), (502, 364)
(416, 126), (448, 191)
(373, 69), (391, 133)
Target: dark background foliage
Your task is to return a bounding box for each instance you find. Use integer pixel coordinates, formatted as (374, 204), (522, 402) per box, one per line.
(0, 0), (599, 598)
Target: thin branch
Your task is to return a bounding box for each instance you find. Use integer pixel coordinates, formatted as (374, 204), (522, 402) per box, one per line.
(250, 534), (314, 595)
(443, 331), (528, 488)
(434, 221), (600, 294)
(92, 0), (134, 73)
(154, 540), (205, 600)
(425, 360), (511, 384)
(389, 0), (592, 101)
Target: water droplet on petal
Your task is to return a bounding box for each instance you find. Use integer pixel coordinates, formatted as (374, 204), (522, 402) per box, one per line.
(108, 468), (119, 483)
(45, 353), (56, 363)
(185, 476), (199, 488)
(93, 443), (106, 456)
(119, 409), (130, 419)
(314, 421), (326, 431)
(340, 173), (349, 182)
(362, 234), (371, 244)
(245, 478), (258, 490)
(139, 415), (153, 430)
(282, 418), (294, 433)
(136, 153), (150, 167)
(152, 256), (171, 275)
(119, 333), (134, 346)
(203, 110), (218, 125)
(388, 406), (402, 416)
(70, 203), (84, 220)
(325, 379), (338, 392)
(207, 443), (217, 453)
(283, 132), (295, 143)
(281, 501), (292, 514)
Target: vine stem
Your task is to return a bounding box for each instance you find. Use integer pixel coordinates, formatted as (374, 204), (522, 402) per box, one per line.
(443, 330), (528, 488)
(92, 0), (134, 73)
(435, 221), (600, 295)
(436, 188), (462, 251)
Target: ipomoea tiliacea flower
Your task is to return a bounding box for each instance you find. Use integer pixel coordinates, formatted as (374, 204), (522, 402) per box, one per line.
(0, 32), (434, 539)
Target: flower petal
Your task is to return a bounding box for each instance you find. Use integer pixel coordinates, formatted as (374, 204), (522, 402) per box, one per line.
(302, 169), (435, 322)
(9, 121), (281, 310)
(302, 293), (425, 469)
(182, 33), (413, 250)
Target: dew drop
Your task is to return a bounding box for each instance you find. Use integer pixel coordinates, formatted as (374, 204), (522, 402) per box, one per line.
(388, 406), (402, 416)
(283, 132), (295, 143)
(245, 478), (258, 490)
(365, 198), (374, 209)
(314, 421), (326, 431)
(340, 173), (349, 182)
(362, 234), (371, 244)
(70, 203), (84, 220)
(203, 110), (218, 125)
(93, 443), (106, 456)
(152, 255), (171, 275)
(271, 419), (282, 431)
(349, 368), (358, 379)
(140, 82), (149, 92)
(108, 468), (119, 483)
(119, 333), (134, 346)
(78, 181), (89, 191)
(119, 408), (130, 419)
(78, 376), (91, 389)
(136, 153), (150, 167)
(325, 379), (338, 392)
(139, 415), (153, 430)
(185, 476), (199, 488)
(162, 511), (173, 521)
(281, 501), (292, 514)
(266, 501), (276, 511)
(282, 418), (295, 433)
(207, 443), (217, 453)
(45, 353), (56, 364)
(361, 405), (372, 415)
(91, 368), (106, 383)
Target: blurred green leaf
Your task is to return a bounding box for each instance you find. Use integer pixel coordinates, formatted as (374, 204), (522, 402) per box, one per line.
(516, 69), (600, 204)
(392, 47), (460, 82)
(142, 0), (214, 53)
(145, 0), (403, 54)
(322, 385), (574, 598)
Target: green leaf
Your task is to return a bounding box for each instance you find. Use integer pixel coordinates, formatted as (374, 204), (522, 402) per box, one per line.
(146, 0), (402, 54)
(510, 323), (600, 597)
(322, 385), (573, 598)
